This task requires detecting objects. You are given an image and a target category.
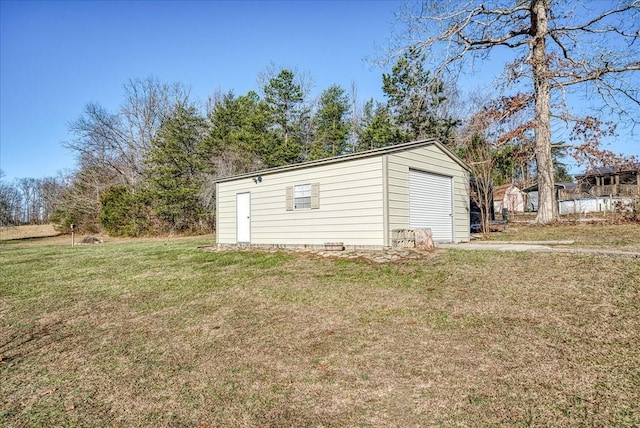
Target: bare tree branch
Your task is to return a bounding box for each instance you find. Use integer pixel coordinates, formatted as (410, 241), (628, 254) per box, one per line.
(391, 0), (639, 224)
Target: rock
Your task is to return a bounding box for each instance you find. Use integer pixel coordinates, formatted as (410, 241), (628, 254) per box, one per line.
(79, 236), (103, 244)
(207, 244), (437, 264)
(414, 228), (435, 250)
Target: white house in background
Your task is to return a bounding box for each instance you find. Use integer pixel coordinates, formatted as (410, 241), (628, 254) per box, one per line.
(215, 139), (470, 249)
(493, 184), (527, 214)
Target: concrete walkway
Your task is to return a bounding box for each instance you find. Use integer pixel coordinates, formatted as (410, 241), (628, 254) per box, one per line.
(440, 242), (555, 252)
(439, 241), (640, 258)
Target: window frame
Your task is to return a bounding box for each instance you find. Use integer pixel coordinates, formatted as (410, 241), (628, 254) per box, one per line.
(293, 183), (312, 210)
(286, 182), (319, 211)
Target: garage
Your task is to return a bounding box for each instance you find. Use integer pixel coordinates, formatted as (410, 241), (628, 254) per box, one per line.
(409, 170), (453, 242)
(215, 139), (470, 249)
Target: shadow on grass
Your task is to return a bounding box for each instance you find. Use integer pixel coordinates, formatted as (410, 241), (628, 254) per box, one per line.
(0, 320), (71, 364)
(0, 233), (63, 243)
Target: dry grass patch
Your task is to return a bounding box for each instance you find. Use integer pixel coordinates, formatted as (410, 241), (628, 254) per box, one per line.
(490, 222), (640, 251)
(0, 224), (60, 241)
(1, 236), (639, 426)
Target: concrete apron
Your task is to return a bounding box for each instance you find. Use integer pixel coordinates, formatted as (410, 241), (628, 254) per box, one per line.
(439, 242), (555, 252)
(439, 242), (640, 258)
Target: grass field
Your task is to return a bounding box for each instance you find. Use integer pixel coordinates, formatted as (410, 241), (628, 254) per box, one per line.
(1, 225), (639, 426)
(0, 224), (60, 241)
(489, 222), (640, 251)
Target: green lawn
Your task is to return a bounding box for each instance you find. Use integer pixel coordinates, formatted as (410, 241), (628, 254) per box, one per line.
(1, 232), (639, 426)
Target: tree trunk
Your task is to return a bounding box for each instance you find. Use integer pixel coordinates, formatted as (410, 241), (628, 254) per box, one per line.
(531, 0), (557, 223)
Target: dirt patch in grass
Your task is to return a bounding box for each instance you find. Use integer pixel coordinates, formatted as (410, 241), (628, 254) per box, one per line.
(1, 235), (639, 426)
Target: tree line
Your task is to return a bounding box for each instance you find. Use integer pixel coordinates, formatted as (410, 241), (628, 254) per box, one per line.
(0, 173), (65, 227)
(1, 56), (462, 235)
(2, 1), (637, 235)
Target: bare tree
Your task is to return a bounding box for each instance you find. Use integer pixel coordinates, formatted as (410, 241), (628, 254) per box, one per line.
(395, 0), (640, 223)
(457, 92), (528, 237)
(38, 177), (66, 223)
(64, 77), (191, 189)
(0, 172), (66, 226)
(466, 134), (495, 238)
(17, 178), (39, 224)
(52, 157), (122, 233)
(346, 80), (361, 154)
(0, 170), (18, 227)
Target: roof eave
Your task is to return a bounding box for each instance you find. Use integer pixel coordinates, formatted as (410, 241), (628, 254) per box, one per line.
(214, 139), (469, 183)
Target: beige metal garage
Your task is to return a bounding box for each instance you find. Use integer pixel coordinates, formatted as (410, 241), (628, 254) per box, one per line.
(215, 139), (470, 249)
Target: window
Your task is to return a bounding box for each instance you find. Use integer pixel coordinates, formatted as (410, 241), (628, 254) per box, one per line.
(294, 184), (312, 209)
(286, 183), (320, 211)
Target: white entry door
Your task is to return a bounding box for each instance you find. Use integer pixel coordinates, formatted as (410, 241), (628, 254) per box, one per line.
(409, 170), (453, 242)
(236, 192), (251, 243)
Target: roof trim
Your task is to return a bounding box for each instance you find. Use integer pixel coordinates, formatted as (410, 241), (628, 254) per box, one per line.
(575, 162), (640, 178)
(214, 139), (470, 183)
(521, 181), (576, 192)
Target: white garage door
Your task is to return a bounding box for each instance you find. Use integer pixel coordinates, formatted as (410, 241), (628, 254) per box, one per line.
(409, 170), (453, 242)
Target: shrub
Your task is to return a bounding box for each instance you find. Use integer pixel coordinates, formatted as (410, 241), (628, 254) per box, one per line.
(100, 186), (153, 236)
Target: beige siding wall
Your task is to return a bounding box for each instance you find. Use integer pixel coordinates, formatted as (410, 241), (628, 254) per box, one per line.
(387, 146), (470, 243)
(217, 157), (385, 247)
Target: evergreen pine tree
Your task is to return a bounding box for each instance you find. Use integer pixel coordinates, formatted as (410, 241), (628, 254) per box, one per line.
(356, 99), (405, 151)
(262, 69), (310, 167)
(309, 84), (351, 160)
(146, 104), (206, 232)
(382, 49), (458, 144)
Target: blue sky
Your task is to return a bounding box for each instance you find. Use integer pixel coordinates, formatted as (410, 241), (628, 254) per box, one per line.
(1, 1), (638, 183)
(1, 0), (402, 182)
